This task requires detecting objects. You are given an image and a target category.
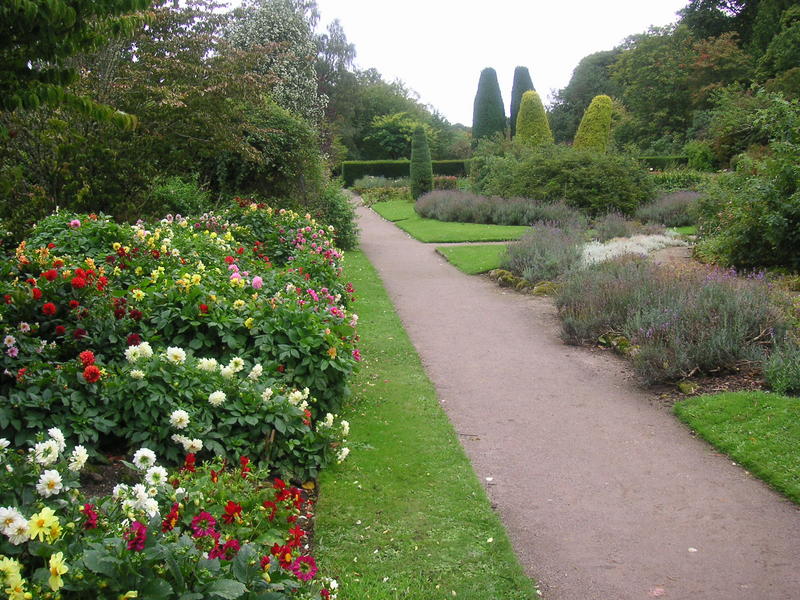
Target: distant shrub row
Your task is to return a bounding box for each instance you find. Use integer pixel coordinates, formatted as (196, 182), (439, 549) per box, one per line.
(341, 160), (469, 186)
(638, 155), (689, 170)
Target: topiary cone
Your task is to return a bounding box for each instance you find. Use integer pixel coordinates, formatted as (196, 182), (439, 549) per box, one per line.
(573, 94), (613, 153)
(515, 90), (553, 147)
(410, 126), (433, 200)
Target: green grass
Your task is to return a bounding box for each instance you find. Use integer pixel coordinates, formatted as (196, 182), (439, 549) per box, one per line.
(670, 225), (697, 235)
(314, 250), (538, 600)
(371, 201), (528, 243)
(436, 244), (508, 274)
(675, 391), (800, 503)
(371, 200), (416, 222)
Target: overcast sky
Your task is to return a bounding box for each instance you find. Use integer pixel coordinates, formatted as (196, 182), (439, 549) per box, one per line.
(314, 0), (689, 125)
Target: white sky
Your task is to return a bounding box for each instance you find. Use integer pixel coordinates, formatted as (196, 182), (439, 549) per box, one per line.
(314, 0), (689, 125)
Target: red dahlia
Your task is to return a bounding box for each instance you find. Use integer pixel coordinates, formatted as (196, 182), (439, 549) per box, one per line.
(82, 365), (101, 383)
(42, 302), (57, 316)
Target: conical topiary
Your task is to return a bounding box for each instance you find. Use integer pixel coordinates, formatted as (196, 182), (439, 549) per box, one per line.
(472, 67), (506, 142)
(515, 90), (553, 147)
(510, 66), (535, 138)
(410, 126), (433, 200)
(573, 94), (613, 152)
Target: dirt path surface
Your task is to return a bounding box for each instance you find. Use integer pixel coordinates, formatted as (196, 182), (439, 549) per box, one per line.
(355, 205), (800, 600)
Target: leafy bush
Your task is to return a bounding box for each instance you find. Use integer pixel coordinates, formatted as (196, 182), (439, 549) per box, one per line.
(638, 155), (689, 170)
(635, 191), (700, 227)
(352, 176), (410, 191)
(557, 259), (786, 383)
(573, 95), (613, 153)
(0, 432), (341, 598)
(764, 343), (800, 394)
(502, 224), (583, 284)
(410, 126), (433, 200)
(415, 190), (587, 228)
(515, 91), (553, 147)
(648, 169), (710, 192)
(149, 175), (214, 218)
(472, 143), (653, 216)
(683, 140), (716, 171)
(306, 182), (359, 250)
(359, 187), (412, 205)
(342, 160), (470, 186)
(433, 175), (458, 190)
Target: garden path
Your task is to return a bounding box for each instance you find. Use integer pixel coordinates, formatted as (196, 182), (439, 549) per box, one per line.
(355, 203), (800, 600)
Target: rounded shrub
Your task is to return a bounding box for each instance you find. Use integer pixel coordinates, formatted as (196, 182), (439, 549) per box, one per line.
(516, 91), (553, 147)
(410, 126), (433, 200)
(573, 94), (613, 153)
(683, 140), (716, 171)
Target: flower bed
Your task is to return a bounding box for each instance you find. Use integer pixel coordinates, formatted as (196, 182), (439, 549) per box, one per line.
(1, 202), (360, 478)
(0, 429), (339, 598)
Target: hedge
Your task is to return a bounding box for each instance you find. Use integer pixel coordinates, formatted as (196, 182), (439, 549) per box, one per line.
(341, 160), (470, 186)
(638, 155), (689, 170)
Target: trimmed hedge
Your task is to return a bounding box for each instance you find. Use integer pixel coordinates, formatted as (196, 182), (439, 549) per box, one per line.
(638, 155), (689, 170)
(342, 160), (470, 186)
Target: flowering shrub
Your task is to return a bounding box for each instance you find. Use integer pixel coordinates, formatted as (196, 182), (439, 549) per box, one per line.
(0, 203), (360, 474)
(0, 430), (340, 599)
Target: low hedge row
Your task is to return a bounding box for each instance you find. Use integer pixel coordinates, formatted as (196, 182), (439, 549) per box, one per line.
(341, 160), (470, 186)
(638, 155), (689, 170)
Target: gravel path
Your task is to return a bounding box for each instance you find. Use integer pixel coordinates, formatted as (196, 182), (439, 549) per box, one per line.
(356, 204), (800, 600)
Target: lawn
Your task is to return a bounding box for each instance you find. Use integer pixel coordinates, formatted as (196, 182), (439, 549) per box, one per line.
(674, 391), (800, 504)
(371, 200), (529, 243)
(670, 225), (697, 235)
(314, 250), (538, 600)
(436, 244), (508, 274)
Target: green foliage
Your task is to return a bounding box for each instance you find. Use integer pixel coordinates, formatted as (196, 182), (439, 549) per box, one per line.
(515, 91), (553, 147)
(549, 50), (622, 143)
(306, 181), (359, 251)
(472, 143), (653, 216)
(410, 126), (433, 200)
(757, 6), (800, 80)
(148, 175), (214, 217)
(362, 112), (436, 159)
(360, 187), (412, 206)
(694, 93), (800, 269)
(472, 68), (506, 141)
(341, 160), (470, 186)
(764, 343), (800, 394)
(213, 99), (324, 204)
(683, 140), (716, 170)
(509, 66), (534, 139)
(573, 95), (613, 152)
(557, 258), (785, 383)
(638, 155), (690, 170)
(0, 0), (149, 137)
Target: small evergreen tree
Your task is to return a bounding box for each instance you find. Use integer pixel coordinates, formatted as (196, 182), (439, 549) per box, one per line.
(515, 90), (553, 146)
(573, 94), (614, 152)
(472, 67), (506, 141)
(410, 125), (433, 199)
(510, 66), (535, 138)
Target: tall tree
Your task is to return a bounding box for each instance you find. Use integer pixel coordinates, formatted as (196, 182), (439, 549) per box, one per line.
(515, 90), (553, 147)
(410, 125), (432, 200)
(0, 0), (150, 137)
(472, 67), (506, 142)
(509, 66), (534, 138)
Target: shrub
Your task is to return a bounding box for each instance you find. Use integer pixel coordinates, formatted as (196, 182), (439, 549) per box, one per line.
(592, 212), (633, 242)
(573, 95), (613, 152)
(648, 168), (710, 192)
(684, 140), (716, 171)
(410, 126), (433, 200)
(472, 67), (507, 141)
(341, 160), (470, 186)
(473, 144), (653, 216)
(359, 187), (412, 205)
(433, 175), (458, 190)
(352, 175), (410, 191)
(415, 190), (587, 228)
(307, 181), (359, 250)
(635, 191), (700, 227)
(638, 155), (689, 170)
(516, 91), (553, 147)
(556, 259), (786, 383)
(148, 175), (214, 217)
(502, 224), (583, 284)
(510, 66), (535, 139)
(764, 343), (800, 394)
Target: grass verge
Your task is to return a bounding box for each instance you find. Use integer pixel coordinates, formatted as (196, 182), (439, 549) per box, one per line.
(314, 250), (538, 600)
(436, 244), (508, 275)
(371, 201), (528, 243)
(670, 225), (697, 236)
(371, 200), (416, 222)
(675, 391), (800, 503)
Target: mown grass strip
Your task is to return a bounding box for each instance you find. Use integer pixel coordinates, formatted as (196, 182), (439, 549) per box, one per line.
(436, 244), (508, 274)
(670, 225), (697, 235)
(674, 391), (800, 504)
(371, 200), (416, 222)
(314, 250), (538, 600)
